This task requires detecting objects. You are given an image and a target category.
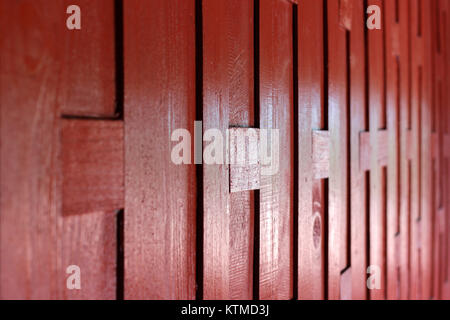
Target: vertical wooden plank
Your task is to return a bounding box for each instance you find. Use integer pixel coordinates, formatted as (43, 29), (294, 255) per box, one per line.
(123, 0), (197, 299)
(0, 1), (60, 298)
(367, 0), (386, 301)
(441, 0), (450, 300)
(0, 0), (117, 299)
(297, 0), (326, 300)
(327, 0), (349, 300)
(385, 0), (401, 300)
(349, 0), (368, 300)
(59, 0), (117, 117)
(259, 0), (294, 300)
(420, 0), (435, 301)
(398, 0), (412, 300)
(202, 0), (255, 300)
(409, 0), (424, 300)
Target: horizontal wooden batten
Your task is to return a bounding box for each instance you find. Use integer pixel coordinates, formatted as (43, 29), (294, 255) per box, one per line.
(312, 130), (330, 179)
(61, 119), (124, 215)
(229, 128), (261, 193)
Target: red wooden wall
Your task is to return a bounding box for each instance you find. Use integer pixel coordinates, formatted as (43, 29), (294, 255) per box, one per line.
(0, 0), (449, 300)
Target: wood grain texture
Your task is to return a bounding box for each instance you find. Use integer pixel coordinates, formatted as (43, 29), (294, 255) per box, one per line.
(61, 119), (124, 215)
(229, 128), (260, 193)
(123, 0), (197, 299)
(202, 0), (255, 300)
(312, 131), (330, 180)
(0, 0), (116, 299)
(258, 0), (294, 300)
(297, 0), (326, 300)
(398, 0), (412, 300)
(420, 0), (434, 300)
(59, 0), (117, 117)
(58, 212), (117, 300)
(384, 0), (401, 300)
(349, 0), (368, 300)
(327, 0), (349, 300)
(367, 0), (387, 300)
(409, 0), (424, 300)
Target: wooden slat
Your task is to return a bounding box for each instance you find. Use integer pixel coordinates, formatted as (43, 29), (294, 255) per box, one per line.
(385, 0), (401, 300)
(367, 0), (386, 300)
(58, 212), (117, 300)
(349, 0), (368, 300)
(59, 0), (117, 117)
(442, 0), (450, 300)
(123, 0), (196, 299)
(0, 0), (116, 299)
(327, 0), (349, 300)
(421, 0), (435, 300)
(312, 131), (330, 180)
(398, 0), (412, 300)
(297, 0), (326, 300)
(258, 0), (294, 300)
(409, 0), (424, 300)
(203, 0), (255, 300)
(61, 119), (124, 215)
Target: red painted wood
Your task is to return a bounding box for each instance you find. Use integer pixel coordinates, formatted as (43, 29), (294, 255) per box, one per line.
(367, 0), (387, 300)
(1, 0), (450, 301)
(297, 0), (326, 300)
(398, 0), (412, 300)
(202, 0), (255, 300)
(409, 0), (424, 300)
(349, 0), (368, 300)
(123, 0), (197, 299)
(258, 0), (294, 300)
(385, 0), (401, 300)
(420, 0), (435, 300)
(0, 0), (116, 299)
(327, 0), (349, 300)
(312, 131), (330, 179)
(59, 0), (116, 117)
(229, 128), (261, 193)
(58, 212), (117, 300)
(61, 119), (124, 215)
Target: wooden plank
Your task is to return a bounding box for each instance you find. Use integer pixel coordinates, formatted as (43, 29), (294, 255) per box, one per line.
(367, 0), (386, 300)
(327, 0), (349, 300)
(409, 0), (424, 300)
(59, 0), (117, 117)
(385, 0), (401, 300)
(441, 0), (450, 300)
(312, 131), (330, 180)
(420, 0), (434, 300)
(297, 0), (326, 300)
(349, 0), (368, 300)
(258, 0), (294, 300)
(0, 0), (117, 299)
(123, 0), (196, 299)
(398, 0), (412, 300)
(58, 212), (117, 300)
(202, 0), (255, 300)
(61, 119), (124, 215)
(0, 2), (60, 297)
